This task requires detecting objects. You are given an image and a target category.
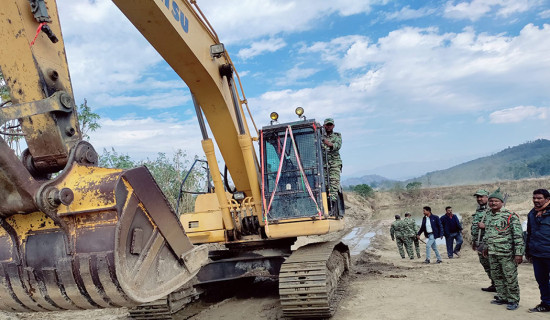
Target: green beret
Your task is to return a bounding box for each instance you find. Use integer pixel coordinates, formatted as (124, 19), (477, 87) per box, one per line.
(473, 189), (489, 196)
(488, 188), (504, 202)
(324, 118), (334, 125)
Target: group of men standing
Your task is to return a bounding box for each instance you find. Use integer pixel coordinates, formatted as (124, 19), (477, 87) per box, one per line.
(391, 206), (464, 264)
(472, 187), (550, 313)
(390, 213), (421, 260)
(388, 187), (550, 313)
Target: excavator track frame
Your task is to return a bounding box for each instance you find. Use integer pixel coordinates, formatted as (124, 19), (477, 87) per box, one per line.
(279, 241), (350, 318)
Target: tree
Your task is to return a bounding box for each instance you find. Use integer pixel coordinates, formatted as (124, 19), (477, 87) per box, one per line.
(353, 184), (375, 199)
(99, 148), (206, 215)
(0, 69), (23, 153)
(406, 181), (422, 191)
(77, 99), (101, 141)
(0, 69), (9, 101)
(99, 147), (136, 169)
(142, 150), (205, 214)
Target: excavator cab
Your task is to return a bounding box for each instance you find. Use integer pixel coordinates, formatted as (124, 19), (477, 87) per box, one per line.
(261, 118), (345, 221)
(261, 119), (328, 220)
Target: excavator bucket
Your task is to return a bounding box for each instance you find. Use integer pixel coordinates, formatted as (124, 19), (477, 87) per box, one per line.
(0, 142), (207, 312)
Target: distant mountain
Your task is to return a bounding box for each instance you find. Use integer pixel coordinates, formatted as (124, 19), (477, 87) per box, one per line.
(352, 156), (476, 181)
(407, 139), (550, 187)
(342, 174), (396, 188)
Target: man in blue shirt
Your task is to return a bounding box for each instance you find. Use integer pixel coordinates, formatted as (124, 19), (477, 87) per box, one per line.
(440, 206), (463, 259)
(417, 206), (443, 264)
(526, 189), (550, 313)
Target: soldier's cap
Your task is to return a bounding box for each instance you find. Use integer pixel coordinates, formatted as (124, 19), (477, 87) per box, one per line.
(488, 188), (504, 202)
(473, 189), (489, 196)
(394, 214), (401, 220)
(404, 212), (411, 217)
(324, 118), (335, 125)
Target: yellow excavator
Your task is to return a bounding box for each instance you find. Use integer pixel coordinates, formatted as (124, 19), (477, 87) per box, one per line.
(0, 0), (349, 318)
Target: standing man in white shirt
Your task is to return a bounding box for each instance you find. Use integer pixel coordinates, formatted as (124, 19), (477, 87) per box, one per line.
(417, 206), (444, 264)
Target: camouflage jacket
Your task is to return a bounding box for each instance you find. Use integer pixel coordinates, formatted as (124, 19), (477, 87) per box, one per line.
(322, 131), (342, 165)
(403, 217), (417, 237)
(485, 208), (524, 256)
(390, 220), (407, 240)
(471, 204), (488, 243)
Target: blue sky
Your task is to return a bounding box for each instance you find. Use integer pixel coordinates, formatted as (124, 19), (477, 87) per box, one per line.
(55, 0), (550, 180)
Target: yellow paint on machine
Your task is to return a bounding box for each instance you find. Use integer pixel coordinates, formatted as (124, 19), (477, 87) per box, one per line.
(56, 164), (122, 216)
(266, 218), (345, 239)
(0, 212), (58, 242)
(181, 193), (226, 243)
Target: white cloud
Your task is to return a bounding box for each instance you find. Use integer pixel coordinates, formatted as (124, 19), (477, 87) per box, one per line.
(89, 117), (204, 160)
(300, 35), (372, 68)
(444, 0), (539, 21)
(300, 24), (550, 113)
(384, 6), (437, 21)
(539, 9), (550, 18)
(489, 106), (548, 123)
(274, 64), (319, 86)
(238, 38), (287, 59)
(57, 0), (186, 111)
(95, 89), (190, 110)
(199, 0), (386, 43)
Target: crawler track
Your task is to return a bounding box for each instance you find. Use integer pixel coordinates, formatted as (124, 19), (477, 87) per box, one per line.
(279, 241), (350, 318)
(128, 285), (201, 320)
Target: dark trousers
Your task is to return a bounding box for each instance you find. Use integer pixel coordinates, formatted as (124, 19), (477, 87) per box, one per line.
(445, 232), (463, 257)
(532, 257), (550, 305)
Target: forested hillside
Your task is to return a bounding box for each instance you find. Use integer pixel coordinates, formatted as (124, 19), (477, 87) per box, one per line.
(409, 139), (550, 186)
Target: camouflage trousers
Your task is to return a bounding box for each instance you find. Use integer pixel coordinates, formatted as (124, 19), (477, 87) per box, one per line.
(411, 236), (421, 258)
(489, 254), (519, 303)
(396, 237), (414, 259)
(478, 252), (494, 285)
(326, 163), (342, 201)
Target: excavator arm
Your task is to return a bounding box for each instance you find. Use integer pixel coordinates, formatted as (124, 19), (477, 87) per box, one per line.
(112, 0), (265, 237)
(0, 0), (207, 312)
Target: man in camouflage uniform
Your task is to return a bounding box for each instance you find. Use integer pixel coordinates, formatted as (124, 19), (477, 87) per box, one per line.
(404, 212), (421, 258)
(391, 215), (414, 259)
(471, 189), (496, 292)
(322, 118), (342, 204)
(484, 188), (524, 311)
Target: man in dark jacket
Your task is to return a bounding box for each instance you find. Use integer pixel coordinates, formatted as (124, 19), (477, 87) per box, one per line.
(440, 206), (463, 259)
(417, 206), (443, 264)
(526, 189), (550, 313)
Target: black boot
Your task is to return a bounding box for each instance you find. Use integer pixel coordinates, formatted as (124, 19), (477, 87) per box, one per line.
(482, 285), (496, 292)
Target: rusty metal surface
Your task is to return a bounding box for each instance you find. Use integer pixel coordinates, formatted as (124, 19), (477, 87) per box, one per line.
(0, 91), (74, 125)
(0, 0), (82, 175)
(0, 138), (40, 216)
(0, 164), (206, 312)
(122, 167), (194, 257)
